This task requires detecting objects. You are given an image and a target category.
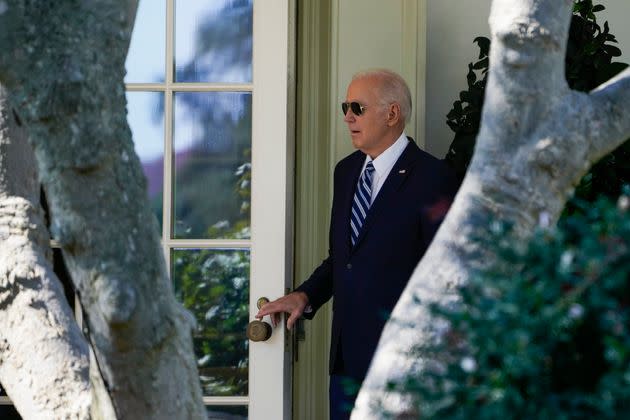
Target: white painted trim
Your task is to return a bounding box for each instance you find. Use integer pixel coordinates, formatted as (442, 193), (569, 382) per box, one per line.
(329, 0), (341, 187)
(126, 83), (253, 92)
(415, 0), (428, 149)
(202, 396), (249, 405)
(401, 0), (419, 140)
(292, 1), (334, 419)
(249, 1), (293, 419)
(165, 239), (250, 249)
(163, 0), (174, 279)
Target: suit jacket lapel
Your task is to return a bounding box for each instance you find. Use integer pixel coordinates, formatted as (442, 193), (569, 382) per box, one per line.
(351, 140), (420, 252)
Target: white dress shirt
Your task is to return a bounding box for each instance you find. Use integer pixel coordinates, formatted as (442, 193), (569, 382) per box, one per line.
(360, 132), (409, 204)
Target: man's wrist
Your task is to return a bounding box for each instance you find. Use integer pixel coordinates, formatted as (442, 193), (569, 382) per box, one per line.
(295, 291), (312, 313)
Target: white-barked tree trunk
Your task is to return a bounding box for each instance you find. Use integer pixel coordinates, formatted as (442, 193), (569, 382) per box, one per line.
(0, 1), (206, 418)
(0, 85), (91, 419)
(354, 0), (630, 417)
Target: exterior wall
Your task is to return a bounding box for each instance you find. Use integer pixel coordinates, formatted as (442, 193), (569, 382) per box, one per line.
(294, 2), (426, 419)
(425, 0), (630, 159)
(330, 0), (425, 165)
(599, 1), (630, 61)
(425, 0), (491, 158)
(294, 2), (630, 418)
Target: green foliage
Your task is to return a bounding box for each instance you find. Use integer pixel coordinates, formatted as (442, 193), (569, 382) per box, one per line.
(171, 155), (252, 397)
(393, 191), (630, 419)
(166, 0), (254, 400)
(444, 36), (489, 180)
(172, 148), (252, 397)
(444, 0), (630, 202)
(173, 249), (250, 396)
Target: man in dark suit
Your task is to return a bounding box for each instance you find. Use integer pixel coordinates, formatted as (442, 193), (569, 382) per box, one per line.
(256, 69), (458, 419)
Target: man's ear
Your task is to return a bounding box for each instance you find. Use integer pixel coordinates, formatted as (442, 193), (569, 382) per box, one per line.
(387, 103), (401, 126)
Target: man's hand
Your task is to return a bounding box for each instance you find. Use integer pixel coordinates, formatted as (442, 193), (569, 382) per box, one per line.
(255, 291), (309, 330)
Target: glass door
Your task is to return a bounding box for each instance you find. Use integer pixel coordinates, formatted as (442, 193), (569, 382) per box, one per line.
(125, 1), (293, 418)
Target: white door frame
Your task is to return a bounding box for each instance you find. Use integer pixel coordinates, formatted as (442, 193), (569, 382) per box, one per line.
(250, 1), (295, 419)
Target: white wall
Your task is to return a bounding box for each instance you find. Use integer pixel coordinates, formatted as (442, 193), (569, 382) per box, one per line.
(424, 0), (630, 158)
(330, 0), (424, 163)
(598, 1), (630, 61)
(424, 0), (491, 157)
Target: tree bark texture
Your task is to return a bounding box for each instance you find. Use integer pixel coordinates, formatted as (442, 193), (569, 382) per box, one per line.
(0, 86), (90, 419)
(354, 0), (630, 417)
(0, 2), (205, 418)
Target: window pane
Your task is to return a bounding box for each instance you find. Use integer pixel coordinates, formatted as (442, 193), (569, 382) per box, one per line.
(125, 0), (166, 83)
(53, 249), (75, 312)
(206, 405), (248, 419)
(175, 0), (252, 83)
(172, 92), (251, 239)
(0, 404), (21, 420)
(126, 91), (165, 230)
(172, 249), (250, 397)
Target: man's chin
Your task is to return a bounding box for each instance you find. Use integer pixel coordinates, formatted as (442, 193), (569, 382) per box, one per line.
(350, 136), (362, 149)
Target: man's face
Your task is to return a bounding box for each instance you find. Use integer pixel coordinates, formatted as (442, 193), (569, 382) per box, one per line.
(343, 76), (391, 157)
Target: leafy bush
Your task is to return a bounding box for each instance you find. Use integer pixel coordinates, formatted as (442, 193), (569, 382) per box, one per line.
(392, 191), (630, 419)
(394, 7), (630, 413)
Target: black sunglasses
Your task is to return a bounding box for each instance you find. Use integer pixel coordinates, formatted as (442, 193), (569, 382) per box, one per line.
(341, 101), (367, 116)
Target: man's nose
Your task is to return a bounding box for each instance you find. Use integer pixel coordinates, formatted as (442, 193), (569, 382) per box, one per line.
(343, 109), (355, 123)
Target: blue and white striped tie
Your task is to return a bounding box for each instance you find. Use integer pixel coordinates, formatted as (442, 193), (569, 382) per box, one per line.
(350, 161), (375, 246)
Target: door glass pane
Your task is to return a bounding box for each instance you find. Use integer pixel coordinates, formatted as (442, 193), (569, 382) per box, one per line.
(0, 385), (20, 420)
(52, 249), (75, 312)
(125, 0), (166, 83)
(206, 406), (248, 419)
(172, 249), (250, 397)
(175, 0), (253, 83)
(127, 92), (165, 230)
(0, 405), (20, 420)
(172, 92), (251, 239)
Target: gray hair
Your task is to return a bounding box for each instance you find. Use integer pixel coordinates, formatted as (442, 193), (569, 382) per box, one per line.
(352, 69), (412, 124)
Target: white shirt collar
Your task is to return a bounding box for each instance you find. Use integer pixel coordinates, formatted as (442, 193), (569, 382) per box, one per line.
(365, 132), (408, 176)
(362, 133), (409, 204)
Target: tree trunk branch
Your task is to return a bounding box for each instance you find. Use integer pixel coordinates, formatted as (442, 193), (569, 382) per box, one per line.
(0, 86), (90, 419)
(354, 1), (630, 418)
(0, 2), (205, 418)
(588, 67), (630, 160)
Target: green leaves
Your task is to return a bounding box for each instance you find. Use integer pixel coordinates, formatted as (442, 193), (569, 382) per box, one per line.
(444, 36), (489, 179)
(474, 36), (491, 58)
(395, 193), (630, 419)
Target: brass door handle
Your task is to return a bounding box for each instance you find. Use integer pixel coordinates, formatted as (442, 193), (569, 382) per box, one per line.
(246, 297), (272, 342)
(246, 320), (272, 342)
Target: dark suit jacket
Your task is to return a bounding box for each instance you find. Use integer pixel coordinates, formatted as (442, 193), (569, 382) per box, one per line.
(295, 138), (458, 381)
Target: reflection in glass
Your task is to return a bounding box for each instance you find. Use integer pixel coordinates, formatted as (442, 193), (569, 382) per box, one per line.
(175, 0), (252, 83)
(172, 249), (250, 397)
(125, 0), (166, 83)
(206, 405), (248, 420)
(126, 91), (165, 230)
(173, 92), (251, 239)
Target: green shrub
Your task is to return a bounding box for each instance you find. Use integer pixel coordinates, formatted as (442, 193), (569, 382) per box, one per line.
(392, 191), (630, 419)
